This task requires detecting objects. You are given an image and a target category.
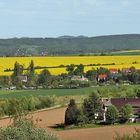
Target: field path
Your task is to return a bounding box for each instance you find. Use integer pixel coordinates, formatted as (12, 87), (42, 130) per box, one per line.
(0, 107), (139, 140)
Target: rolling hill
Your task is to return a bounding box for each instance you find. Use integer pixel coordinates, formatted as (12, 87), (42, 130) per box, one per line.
(0, 34), (140, 56)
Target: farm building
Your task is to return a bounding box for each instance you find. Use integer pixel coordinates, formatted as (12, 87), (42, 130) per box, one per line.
(102, 98), (140, 122)
(71, 75), (88, 82)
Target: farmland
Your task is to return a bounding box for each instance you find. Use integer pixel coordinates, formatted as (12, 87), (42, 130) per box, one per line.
(1, 55), (140, 76)
(0, 107), (139, 140)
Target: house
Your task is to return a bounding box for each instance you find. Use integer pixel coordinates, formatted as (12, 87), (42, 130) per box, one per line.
(109, 69), (119, 81)
(102, 98), (140, 122)
(109, 69), (118, 74)
(71, 75), (88, 82)
(97, 74), (108, 82)
(18, 75), (28, 83)
(122, 68), (131, 73)
(111, 98), (140, 115)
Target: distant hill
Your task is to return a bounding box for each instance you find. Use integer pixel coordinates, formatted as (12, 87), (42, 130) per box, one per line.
(0, 34), (140, 56)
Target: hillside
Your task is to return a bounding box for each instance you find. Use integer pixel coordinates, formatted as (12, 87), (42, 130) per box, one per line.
(0, 34), (140, 56)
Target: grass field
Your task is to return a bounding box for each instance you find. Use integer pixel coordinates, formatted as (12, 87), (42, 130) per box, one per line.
(0, 85), (139, 99)
(1, 55), (140, 75)
(0, 87), (95, 98)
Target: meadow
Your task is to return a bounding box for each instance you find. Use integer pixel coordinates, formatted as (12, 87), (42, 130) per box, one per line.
(1, 56), (140, 75)
(0, 85), (139, 99)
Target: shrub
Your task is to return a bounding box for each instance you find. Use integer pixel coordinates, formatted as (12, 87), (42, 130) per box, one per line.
(0, 119), (60, 140)
(121, 104), (133, 122)
(106, 105), (118, 124)
(35, 96), (56, 109)
(0, 95), (57, 117)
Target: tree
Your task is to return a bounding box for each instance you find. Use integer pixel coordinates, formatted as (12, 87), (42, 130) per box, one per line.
(106, 105), (118, 124)
(28, 60), (35, 75)
(38, 69), (51, 85)
(66, 64), (75, 75)
(13, 61), (23, 77)
(11, 62), (24, 88)
(27, 60), (37, 87)
(122, 104), (133, 122)
(65, 99), (81, 125)
(97, 67), (110, 76)
(130, 66), (136, 73)
(127, 72), (138, 84)
(83, 92), (102, 123)
(86, 69), (97, 81)
(74, 64), (84, 76)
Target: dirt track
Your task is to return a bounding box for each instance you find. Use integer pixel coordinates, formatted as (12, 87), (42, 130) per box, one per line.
(0, 107), (139, 140)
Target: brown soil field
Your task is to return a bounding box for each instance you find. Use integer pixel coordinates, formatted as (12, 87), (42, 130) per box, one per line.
(0, 107), (139, 140)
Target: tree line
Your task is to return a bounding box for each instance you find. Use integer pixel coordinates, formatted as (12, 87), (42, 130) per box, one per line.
(1, 60), (140, 89)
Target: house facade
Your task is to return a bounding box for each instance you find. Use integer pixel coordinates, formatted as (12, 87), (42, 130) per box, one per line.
(71, 75), (88, 82)
(97, 74), (108, 83)
(102, 98), (140, 122)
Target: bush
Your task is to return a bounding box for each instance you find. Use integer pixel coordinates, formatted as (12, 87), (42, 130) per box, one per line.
(106, 105), (118, 124)
(35, 96), (56, 109)
(0, 119), (60, 140)
(121, 104), (133, 122)
(0, 95), (57, 117)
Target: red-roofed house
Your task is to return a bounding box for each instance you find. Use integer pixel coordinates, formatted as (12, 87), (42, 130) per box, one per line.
(98, 74), (108, 82)
(109, 69), (118, 74)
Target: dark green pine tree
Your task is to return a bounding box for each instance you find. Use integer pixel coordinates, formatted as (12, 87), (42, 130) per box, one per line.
(83, 92), (102, 123)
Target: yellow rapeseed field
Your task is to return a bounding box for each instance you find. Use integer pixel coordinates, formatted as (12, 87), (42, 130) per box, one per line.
(0, 56), (140, 76)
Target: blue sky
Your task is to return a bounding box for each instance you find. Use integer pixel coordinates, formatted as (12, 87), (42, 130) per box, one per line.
(0, 0), (140, 38)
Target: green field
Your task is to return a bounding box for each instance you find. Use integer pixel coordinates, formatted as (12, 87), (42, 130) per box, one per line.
(0, 85), (139, 99)
(0, 87), (95, 98)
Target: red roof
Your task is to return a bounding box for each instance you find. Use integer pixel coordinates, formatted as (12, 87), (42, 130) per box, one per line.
(98, 74), (108, 79)
(109, 69), (118, 73)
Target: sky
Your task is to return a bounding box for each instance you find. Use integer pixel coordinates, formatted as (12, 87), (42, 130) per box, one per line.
(0, 0), (140, 38)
